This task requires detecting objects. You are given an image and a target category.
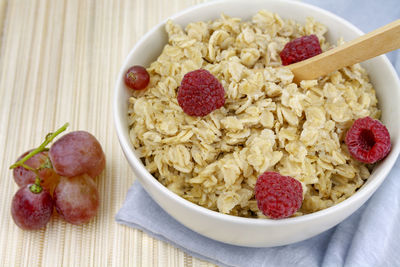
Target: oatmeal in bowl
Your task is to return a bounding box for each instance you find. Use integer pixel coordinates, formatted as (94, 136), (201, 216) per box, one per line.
(114, 0), (400, 246)
(127, 11), (385, 218)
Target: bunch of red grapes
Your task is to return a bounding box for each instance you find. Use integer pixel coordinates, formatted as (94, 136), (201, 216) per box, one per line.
(10, 123), (106, 230)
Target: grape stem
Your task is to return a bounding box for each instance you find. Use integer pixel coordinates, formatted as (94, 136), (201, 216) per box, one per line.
(29, 177), (43, 194)
(9, 123), (69, 170)
(21, 163), (36, 172)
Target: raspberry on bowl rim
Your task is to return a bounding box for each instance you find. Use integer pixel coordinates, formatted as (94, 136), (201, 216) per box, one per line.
(255, 172), (303, 219)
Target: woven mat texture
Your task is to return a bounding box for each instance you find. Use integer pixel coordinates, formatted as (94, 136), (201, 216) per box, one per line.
(0, 0), (215, 266)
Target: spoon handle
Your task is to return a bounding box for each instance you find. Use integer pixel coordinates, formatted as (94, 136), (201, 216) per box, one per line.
(289, 19), (400, 83)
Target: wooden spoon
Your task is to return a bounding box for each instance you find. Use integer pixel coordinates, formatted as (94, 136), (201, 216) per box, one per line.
(286, 19), (400, 83)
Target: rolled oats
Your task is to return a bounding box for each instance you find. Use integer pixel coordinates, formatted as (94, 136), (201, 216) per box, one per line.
(127, 11), (380, 217)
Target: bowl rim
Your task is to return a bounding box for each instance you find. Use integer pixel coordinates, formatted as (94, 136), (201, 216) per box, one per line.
(114, 0), (400, 226)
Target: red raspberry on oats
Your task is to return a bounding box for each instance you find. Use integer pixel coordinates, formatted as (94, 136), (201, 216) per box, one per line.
(345, 116), (391, 164)
(177, 69), (225, 117)
(280, 34), (322, 66)
(255, 172), (303, 219)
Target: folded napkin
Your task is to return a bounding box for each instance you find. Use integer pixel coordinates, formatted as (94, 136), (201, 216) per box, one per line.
(116, 1), (400, 266)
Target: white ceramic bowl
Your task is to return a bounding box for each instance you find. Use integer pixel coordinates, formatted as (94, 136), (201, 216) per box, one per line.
(114, 0), (400, 247)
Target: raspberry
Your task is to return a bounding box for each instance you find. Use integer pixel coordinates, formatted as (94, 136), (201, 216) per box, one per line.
(345, 116), (391, 164)
(177, 69), (225, 117)
(255, 172), (303, 219)
(280, 34), (322, 66)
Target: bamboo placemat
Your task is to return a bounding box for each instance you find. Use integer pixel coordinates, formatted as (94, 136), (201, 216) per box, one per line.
(0, 0), (216, 266)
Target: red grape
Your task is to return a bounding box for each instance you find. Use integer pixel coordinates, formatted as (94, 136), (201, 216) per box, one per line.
(11, 185), (54, 230)
(49, 131), (106, 178)
(53, 174), (99, 225)
(124, 65), (150, 90)
(13, 150), (60, 194)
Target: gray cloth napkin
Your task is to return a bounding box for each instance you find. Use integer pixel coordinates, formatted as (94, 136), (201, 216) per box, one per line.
(116, 1), (400, 266)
